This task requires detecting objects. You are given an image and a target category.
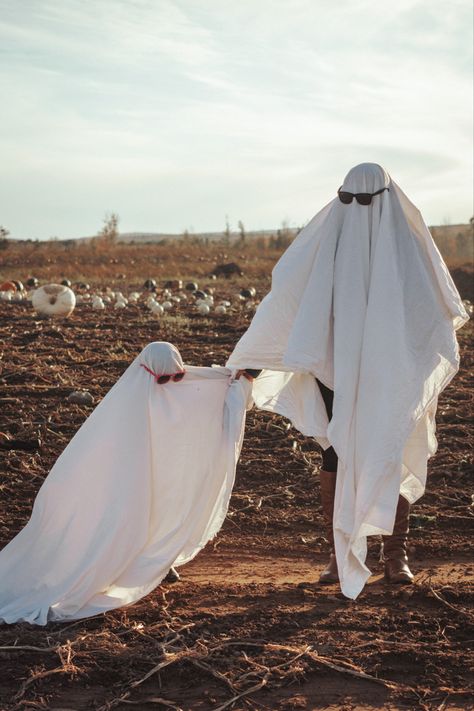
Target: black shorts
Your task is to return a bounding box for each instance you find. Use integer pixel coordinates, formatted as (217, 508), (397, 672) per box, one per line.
(315, 379), (338, 473)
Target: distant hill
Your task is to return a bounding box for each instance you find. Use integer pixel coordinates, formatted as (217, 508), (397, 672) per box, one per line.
(430, 223), (473, 263)
(10, 223), (473, 263)
(79, 228), (292, 244)
(113, 223), (473, 263)
(103, 224), (474, 260)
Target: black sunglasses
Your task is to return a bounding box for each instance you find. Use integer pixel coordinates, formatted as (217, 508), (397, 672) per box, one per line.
(140, 363), (185, 384)
(337, 186), (389, 205)
(156, 372), (185, 384)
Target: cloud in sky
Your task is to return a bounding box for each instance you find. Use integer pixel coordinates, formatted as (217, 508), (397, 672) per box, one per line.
(0, 0), (472, 239)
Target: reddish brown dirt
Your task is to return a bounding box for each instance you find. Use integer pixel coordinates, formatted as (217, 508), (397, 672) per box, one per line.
(0, 272), (473, 711)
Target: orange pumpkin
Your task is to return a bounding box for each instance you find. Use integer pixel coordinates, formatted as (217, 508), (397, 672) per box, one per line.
(0, 281), (17, 292)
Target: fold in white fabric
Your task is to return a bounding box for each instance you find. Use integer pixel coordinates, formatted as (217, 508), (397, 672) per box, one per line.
(0, 342), (252, 625)
(227, 163), (468, 599)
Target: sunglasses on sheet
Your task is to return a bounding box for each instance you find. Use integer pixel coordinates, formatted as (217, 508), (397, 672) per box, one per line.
(337, 186), (389, 205)
(140, 363), (185, 383)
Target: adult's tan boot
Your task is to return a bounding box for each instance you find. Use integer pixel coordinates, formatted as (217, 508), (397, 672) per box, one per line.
(318, 469), (339, 584)
(383, 495), (414, 584)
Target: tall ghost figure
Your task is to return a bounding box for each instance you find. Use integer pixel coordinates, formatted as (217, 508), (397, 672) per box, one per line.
(227, 163), (468, 599)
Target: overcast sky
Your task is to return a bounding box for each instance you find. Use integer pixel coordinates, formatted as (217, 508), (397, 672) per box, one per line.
(1, 0), (472, 239)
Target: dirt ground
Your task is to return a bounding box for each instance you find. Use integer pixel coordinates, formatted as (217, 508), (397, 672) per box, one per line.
(0, 262), (473, 710)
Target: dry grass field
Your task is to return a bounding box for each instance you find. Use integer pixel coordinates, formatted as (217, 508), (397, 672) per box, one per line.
(0, 237), (473, 710)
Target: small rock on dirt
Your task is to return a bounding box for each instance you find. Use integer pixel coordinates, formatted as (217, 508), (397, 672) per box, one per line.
(67, 391), (94, 406)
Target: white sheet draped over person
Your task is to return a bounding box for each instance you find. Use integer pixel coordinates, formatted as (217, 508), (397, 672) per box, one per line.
(226, 163), (468, 600)
(0, 342), (252, 625)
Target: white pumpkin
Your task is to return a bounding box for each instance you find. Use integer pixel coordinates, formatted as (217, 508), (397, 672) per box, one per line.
(197, 302), (210, 315)
(114, 300), (126, 309)
(162, 301), (173, 310)
(462, 299), (473, 316)
(215, 305), (227, 314)
(32, 284), (76, 318)
(92, 297), (105, 310)
(151, 302), (164, 316)
(1, 290), (13, 301)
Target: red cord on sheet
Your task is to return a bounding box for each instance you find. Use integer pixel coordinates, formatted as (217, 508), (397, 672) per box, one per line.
(140, 363), (158, 380)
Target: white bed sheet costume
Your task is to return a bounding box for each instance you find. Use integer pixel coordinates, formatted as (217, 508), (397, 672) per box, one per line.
(0, 343), (252, 625)
(226, 163), (468, 600)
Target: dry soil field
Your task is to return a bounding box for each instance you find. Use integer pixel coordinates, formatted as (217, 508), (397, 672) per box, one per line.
(0, 241), (473, 710)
